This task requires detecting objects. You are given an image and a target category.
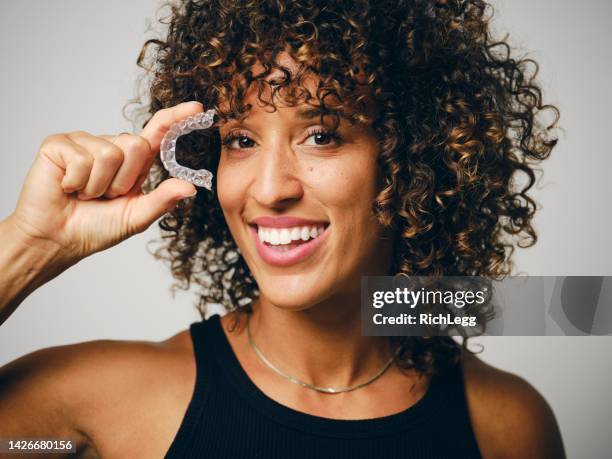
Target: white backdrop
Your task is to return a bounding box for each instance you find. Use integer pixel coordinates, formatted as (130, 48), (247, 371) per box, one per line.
(1, 1), (610, 457)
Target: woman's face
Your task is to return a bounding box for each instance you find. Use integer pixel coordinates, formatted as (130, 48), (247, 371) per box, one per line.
(216, 56), (393, 310)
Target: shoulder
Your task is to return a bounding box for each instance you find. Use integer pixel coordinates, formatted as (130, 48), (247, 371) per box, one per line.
(0, 327), (195, 396)
(0, 327), (195, 451)
(460, 349), (566, 459)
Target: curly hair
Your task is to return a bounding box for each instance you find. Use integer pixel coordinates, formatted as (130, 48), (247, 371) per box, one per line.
(126, 0), (559, 376)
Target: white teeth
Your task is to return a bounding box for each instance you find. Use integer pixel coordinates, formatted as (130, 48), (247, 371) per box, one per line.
(279, 228), (291, 244)
(256, 224), (327, 246)
(269, 229), (279, 245)
(290, 227), (301, 240)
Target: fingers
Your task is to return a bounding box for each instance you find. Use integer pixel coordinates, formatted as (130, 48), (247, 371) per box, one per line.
(127, 154), (156, 195)
(65, 132), (125, 199)
(139, 101), (205, 155)
(128, 178), (197, 234)
(64, 131), (155, 200)
(42, 101), (206, 202)
(52, 139), (94, 193)
(99, 133), (152, 198)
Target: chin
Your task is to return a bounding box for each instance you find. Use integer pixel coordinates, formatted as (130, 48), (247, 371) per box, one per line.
(256, 273), (335, 310)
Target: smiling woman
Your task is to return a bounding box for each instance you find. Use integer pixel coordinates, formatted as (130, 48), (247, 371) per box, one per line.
(128, 0), (564, 457)
(136, 0), (560, 374)
(0, 0), (567, 458)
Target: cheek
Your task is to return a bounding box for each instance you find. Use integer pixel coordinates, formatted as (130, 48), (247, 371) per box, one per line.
(216, 158), (245, 219)
(307, 154), (379, 218)
(307, 154), (383, 268)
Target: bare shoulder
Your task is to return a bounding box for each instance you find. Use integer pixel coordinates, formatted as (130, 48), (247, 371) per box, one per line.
(0, 328), (196, 457)
(460, 350), (566, 459)
(0, 327), (194, 401)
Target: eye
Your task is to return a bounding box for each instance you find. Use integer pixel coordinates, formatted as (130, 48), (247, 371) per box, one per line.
(303, 129), (341, 147)
(221, 128), (342, 150)
(222, 132), (257, 150)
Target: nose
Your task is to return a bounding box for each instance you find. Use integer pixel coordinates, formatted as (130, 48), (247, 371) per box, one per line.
(250, 140), (304, 209)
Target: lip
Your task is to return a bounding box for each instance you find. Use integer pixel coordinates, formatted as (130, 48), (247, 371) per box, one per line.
(248, 223), (330, 267)
(250, 215), (329, 228)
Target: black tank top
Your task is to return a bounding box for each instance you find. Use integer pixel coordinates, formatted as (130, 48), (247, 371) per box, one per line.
(165, 313), (483, 458)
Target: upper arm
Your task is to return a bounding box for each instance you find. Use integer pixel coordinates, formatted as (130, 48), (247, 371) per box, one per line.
(0, 333), (194, 458)
(462, 352), (566, 459)
(0, 343), (93, 450)
(502, 376), (566, 459)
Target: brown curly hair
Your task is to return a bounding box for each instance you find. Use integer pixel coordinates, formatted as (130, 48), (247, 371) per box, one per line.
(126, 0), (559, 376)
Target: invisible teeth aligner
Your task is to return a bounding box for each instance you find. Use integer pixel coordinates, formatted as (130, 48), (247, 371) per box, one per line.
(160, 108), (216, 190)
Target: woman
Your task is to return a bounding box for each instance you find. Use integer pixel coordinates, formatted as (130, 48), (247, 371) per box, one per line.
(0, 0), (565, 458)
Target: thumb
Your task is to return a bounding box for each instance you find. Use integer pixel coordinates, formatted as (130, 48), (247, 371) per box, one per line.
(128, 178), (197, 233)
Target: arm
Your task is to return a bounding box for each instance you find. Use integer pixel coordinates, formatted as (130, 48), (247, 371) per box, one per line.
(463, 351), (566, 459)
(0, 215), (71, 325)
(0, 335), (194, 459)
(1, 101), (203, 326)
(0, 343), (99, 458)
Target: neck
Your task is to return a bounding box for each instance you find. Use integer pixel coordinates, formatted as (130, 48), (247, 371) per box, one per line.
(245, 291), (396, 390)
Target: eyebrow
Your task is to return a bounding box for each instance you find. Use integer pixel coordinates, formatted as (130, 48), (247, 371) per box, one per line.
(296, 107), (325, 120)
(222, 106), (327, 125)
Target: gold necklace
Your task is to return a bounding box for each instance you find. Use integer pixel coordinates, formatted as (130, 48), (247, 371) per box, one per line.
(246, 313), (403, 394)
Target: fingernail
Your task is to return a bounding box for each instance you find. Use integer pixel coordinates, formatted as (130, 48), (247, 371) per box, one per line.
(183, 189), (197, 198)
(187, 101), (203, 107)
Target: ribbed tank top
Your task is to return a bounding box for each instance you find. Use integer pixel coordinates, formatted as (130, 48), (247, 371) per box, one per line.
(165, 313), (483, 458)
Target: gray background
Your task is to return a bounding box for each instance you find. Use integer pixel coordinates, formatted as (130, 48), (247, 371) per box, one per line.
(0, 1), (610, 457)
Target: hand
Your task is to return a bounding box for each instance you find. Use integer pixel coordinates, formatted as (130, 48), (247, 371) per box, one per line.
(7, 101), (205, 265)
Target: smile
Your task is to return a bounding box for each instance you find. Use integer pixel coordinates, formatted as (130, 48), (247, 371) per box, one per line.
(258, 224), (326, 245)
(248, 223), (330, 267)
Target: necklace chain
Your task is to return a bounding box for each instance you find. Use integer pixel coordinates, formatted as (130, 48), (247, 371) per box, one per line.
(246, 313), (402, 394)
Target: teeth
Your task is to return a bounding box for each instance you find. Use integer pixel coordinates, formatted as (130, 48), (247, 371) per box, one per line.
(256, 224), (327, 246)
(279, 228), (291, 244)
(269, 229), (279, 245)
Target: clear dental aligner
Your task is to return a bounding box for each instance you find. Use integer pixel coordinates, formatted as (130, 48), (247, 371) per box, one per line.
(160, 108), (216, 190)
